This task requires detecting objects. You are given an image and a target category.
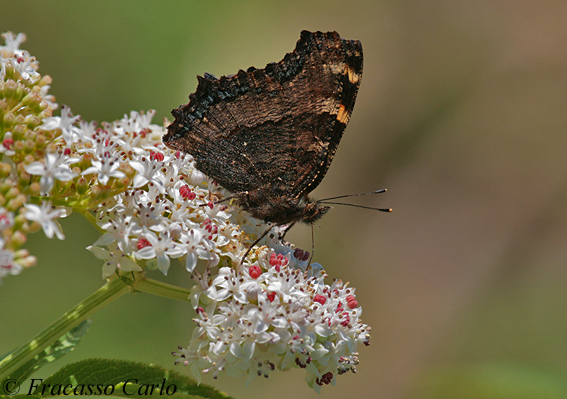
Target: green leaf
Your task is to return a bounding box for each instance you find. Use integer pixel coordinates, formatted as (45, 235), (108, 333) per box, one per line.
(412, 363), (567, 399)
(2, 320), (91, 388)
(32, 359), (233, 399)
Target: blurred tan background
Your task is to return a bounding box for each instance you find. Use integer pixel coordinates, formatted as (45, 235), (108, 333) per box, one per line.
(2, 1), (567, 398)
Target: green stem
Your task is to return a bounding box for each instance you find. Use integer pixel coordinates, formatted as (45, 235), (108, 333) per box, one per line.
(76, 208), (104, 233)
(133, 276), (191, 302)
(0, 273), (191, 380)
(0, 276), (129, 379)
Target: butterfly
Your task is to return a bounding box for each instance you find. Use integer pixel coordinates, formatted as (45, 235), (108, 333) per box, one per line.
(164, 30), (368, 256)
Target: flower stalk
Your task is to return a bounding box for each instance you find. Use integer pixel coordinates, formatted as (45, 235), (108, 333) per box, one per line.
(0, 273), (192, 380)
(0, 275), (129, 379)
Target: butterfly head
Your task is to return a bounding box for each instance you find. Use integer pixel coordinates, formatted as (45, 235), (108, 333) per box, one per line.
(301, 201), (331, 224)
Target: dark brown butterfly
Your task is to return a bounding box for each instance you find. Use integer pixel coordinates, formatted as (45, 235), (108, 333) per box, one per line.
(164, 31), (364, 232)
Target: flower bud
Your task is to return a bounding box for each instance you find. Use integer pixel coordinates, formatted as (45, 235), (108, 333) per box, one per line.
(13, 213), (27, 231)
(118, 162), (135, 176)
(17, 170), (31, 186)
(90, 184), (102, 199)
(28, 181), (41, 195)
(39, 109), (52, 120)
(6, 193), (26, 211)
(14, 114), (25, 127)
(0, 162), (11, 178)
(25, 115), (42, 130)
(16, 254), (37, 268)
(3, 63), (15, 80)
(4, 186), (19, 200)
(80, 152), (93, 169)
(24, 139), (34, 153)
(10, 230), (27, 247)
(37, 101), (48, 112)
(14, 83), (26, 101)
(22, 92), (41, 109)
(4, 80), (17, 100)
(114, 176), (130, 189)
(34, 132), (46, 148)
(27, 221), (41, 234)
(76, 177), (89, 195)
(12, 123), (26, 140)
(3, 111), (15, 128)
(39, 75), (52, 86)
(0, 179), (15, 195)
(23, 154), (34, 164)
(12, 140), (24, 153)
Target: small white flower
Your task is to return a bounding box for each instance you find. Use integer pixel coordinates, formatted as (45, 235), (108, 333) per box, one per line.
(78, 120), (98, 138)
(41, 105), (83, 146)
(245, 292), (288, 334)
(0, 57), (7, 81)
(114, 110), (157, 135)
(0, 209), (14, 231)
(210, 267), (247, 303)
(87, 244), (141, 278)
(24, 202), (69, 240)
(25, 152), (78, 194)
(95, 213), (136, 252)
(0, 132), (15, 157)
(0, 32), (27, 56)
(129, 156), (166, 192)
(82, 154), (125, 184)
(183, 229), (217, 273)
(39, 83), (58, 111)
(0, 239), (20, 280)
(11, 50), (39, 81)
(135, 230), (184, 275)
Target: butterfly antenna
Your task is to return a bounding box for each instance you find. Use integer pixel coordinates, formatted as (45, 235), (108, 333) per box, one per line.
(320, 201), (392, 212)
(318, 188), (387, 202)
(318, 188), (392, 212)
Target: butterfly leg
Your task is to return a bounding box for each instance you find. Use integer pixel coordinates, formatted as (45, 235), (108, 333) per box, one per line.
(278, 221), (296, 240)
(198, 191), (249, 207)
(307, 223), (315, 266)
(211, 191), (246, 204)
(240, 223), (275, 265)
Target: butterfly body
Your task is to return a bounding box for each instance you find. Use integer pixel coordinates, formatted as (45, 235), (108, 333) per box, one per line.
(233, 189), (330, 225)
(164, 30), (363, 227)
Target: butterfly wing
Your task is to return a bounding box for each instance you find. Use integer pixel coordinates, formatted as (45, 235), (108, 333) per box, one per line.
(164, 30), (363, 198)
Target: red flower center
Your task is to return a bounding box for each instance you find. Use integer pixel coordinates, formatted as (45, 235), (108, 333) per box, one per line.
(249, 265), (262, 279)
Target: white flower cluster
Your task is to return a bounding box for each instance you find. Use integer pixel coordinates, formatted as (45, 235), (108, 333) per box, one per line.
(80, 110), (250, 277)
(0, 32), (40, 82)
(0, 31), (372, 390)
(174, 244), (371, 391)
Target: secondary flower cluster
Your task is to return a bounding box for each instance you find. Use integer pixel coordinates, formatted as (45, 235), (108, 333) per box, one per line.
(174, 245), (370, 391)
(0, 32), (371, 391)
(0, 31), (56, 279)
